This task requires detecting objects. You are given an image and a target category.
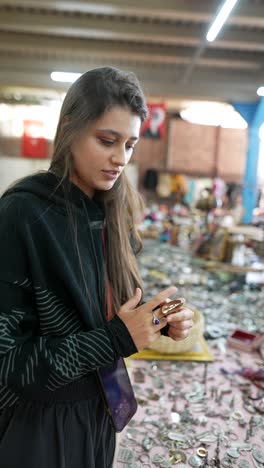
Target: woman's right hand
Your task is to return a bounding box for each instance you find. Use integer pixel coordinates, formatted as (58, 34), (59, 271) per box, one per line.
(117, 286), (177, 351)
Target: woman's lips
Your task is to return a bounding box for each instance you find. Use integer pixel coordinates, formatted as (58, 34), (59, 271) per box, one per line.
(102, 170), (120, 180)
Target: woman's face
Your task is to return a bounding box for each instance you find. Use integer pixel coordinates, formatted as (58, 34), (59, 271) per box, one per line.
(70, 105), (141, 197)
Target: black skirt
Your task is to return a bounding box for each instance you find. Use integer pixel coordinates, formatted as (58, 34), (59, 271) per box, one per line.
(0, 376), (116, 468)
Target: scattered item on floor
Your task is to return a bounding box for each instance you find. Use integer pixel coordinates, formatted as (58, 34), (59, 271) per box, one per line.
(116, 238), (264, 467)
(227, 329), (264, 353)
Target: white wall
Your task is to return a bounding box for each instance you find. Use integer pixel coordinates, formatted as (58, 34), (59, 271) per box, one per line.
(0, 157), (139, 195)
(124, 163), (139, 189)
(0, 156), (50, 194)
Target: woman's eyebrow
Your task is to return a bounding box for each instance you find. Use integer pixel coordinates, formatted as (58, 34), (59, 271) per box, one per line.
(97, 129), (139, 140)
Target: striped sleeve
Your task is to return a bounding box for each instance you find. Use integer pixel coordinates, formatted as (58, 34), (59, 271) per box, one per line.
(0, 280), (137, 394)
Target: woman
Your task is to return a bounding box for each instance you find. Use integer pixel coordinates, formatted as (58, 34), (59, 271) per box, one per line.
(0, 67), (194, 467)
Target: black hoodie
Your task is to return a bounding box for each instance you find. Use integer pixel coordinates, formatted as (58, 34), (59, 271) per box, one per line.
(0, 171), (137, 410)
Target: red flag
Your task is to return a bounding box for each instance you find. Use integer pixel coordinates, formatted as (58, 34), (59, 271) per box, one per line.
(22, 120), (47, 158)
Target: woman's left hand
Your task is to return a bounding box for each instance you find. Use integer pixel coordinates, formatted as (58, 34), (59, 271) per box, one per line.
(166, 307), (194, 341)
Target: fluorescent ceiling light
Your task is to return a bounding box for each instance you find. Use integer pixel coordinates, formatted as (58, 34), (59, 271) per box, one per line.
(221, 111), (248, 129)
(50, 72), (81, 83)
(257, 87), (264, 97)
(206, 0), (239, 42)
(180, 102), (247, 129)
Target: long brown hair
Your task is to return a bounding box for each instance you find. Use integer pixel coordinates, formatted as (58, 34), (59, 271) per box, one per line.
(50, 67), (148, 311)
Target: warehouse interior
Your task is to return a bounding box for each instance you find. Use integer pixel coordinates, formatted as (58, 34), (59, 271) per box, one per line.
(0, 1), (264, 467)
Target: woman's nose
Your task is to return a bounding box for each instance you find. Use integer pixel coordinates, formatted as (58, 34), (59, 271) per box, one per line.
(110, 146), (127, 166)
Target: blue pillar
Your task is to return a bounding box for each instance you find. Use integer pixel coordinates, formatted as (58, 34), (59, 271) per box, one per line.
(232, 100), (264, 223)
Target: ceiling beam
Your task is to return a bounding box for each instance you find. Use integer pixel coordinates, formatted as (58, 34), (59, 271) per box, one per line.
(0, 54), (261, 87)
(0, 31), (261, 71)
(0, 7), (263, 54)
(212, 28), (264, 53)
(0, 8), (205, 45)
(1, 0), (264, 28)
(0, 53), (261, 78)
(0, 68), (258, 102)
(0, 0), (219, 22)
